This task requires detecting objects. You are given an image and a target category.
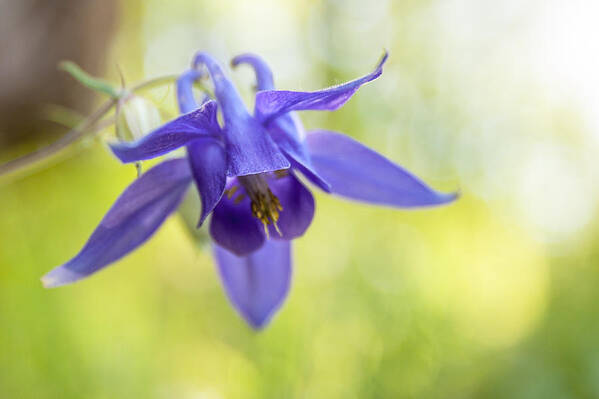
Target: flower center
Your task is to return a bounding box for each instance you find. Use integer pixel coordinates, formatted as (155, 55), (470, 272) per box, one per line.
(233, 173), (284, 237)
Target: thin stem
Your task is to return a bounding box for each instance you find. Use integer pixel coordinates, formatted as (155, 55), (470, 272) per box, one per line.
(0, 99), (116, 178)
(131, 74), (179, 92)
(0, 74), (179, 180)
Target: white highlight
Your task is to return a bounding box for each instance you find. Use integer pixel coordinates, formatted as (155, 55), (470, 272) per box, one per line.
(516, 142), (595, 239)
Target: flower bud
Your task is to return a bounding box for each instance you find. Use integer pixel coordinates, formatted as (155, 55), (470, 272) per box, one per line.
(116, 96), (162, 141)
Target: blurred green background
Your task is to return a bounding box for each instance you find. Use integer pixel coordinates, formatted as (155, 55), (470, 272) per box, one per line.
(1, 0), (599, 398)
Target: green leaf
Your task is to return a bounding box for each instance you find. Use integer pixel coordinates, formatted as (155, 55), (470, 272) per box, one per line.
(59, 61), (122, 98)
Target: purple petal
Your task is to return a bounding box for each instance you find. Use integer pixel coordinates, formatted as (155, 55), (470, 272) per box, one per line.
(231, 53), (275, 91)
(290, 158), (332, 193)
(214, 240), (291, 329)
(231, 54), (331, 191)
(255, 52), (388, 124)
(268, 173), (315, 240)
(222, 115), (290, 177)
(177, 69), (226, 225)
(306, 130), (458, 207)
(193, 52), (289, 176)
(268, 114), (331, 192)
(186, 138), (227, 226)
(42, 159), (192, 288)
(110, 100), (221, 163)
(209, 179), (266, 256)
(176, 68), (204, 113)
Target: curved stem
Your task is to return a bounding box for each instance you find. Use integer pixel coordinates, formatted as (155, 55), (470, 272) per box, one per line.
(0, 99), (116, 178)
(130, 74), (178, 92)
(0, 74), (179, 180)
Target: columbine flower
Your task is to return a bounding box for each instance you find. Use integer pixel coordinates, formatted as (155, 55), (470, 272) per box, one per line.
(42, 52), (457, 329)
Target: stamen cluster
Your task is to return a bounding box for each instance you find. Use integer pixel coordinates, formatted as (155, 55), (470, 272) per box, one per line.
(234, 174), (284, 236)
(250, 189), (283, 229)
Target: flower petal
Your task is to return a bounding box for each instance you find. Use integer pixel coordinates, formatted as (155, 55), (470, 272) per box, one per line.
(268, 173), (315, 240)
(193, 52), (289, 176)
(222, 114), (290, 177)
(231, 53), (275, 91)
(288, 157), (331, 192)
(213, 240), (291, 329)
(42, 159), (192, 288)
(255, 52), (388, 124)
(232, 54), (331, 192)
(305, 130), (458, 207)
(186, 138), (227, 226)
(176, 68), (204, 113)
(268, 114), (331, 192)
(176, 69), (227, 226)
(209, 179), (266, 256)
(109, 100), (221, 163)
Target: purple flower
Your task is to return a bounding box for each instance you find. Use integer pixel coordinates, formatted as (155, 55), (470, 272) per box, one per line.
(42, 52), (457, 329)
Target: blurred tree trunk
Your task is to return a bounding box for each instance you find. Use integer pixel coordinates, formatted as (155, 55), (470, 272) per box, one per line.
(0, 0), (117, 147)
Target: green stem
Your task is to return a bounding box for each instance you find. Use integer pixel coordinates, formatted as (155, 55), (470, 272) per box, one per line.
(0, 74), (179, 180)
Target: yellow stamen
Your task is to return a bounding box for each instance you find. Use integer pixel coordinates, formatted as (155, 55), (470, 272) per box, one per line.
(234, 193), (246, 204)
(274, 170), (289, 179)
(273, 221), (282, 237)
(226, 185), (239, 199)
(237, 174), (285, 230)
